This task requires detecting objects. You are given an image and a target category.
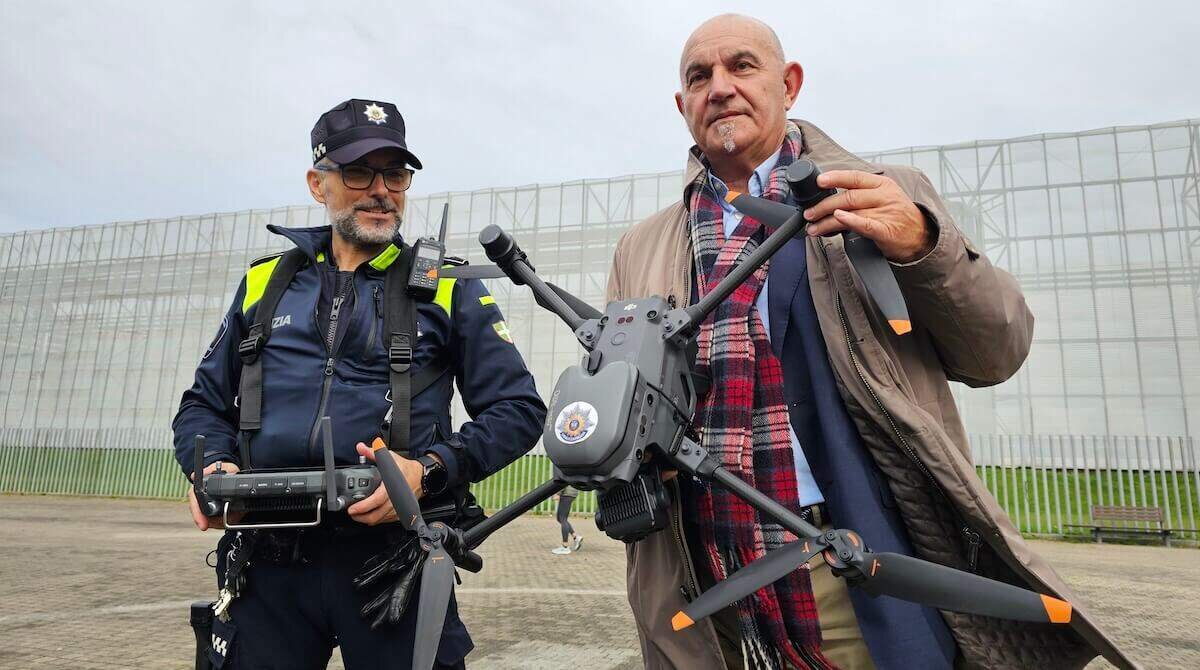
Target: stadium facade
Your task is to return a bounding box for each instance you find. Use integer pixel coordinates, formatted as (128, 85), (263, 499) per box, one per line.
(1, 119), (1197, 535)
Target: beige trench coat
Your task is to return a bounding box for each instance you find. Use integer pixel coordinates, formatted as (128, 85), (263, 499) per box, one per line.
(605, 121), (1136, 670)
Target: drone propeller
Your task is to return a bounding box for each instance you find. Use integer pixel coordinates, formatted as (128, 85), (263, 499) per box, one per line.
(725, 190), (912, 336)
(672, 535), (825, 630)
(369, 438), (456, 670)
(673, 533), (1071, 632)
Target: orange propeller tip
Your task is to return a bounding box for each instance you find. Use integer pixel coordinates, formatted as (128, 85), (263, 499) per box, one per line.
(1041, 594), (1072, 624)
(888, 319), (912, 335)
(370, 437), (387, 451)
(724, 191), (741, 204)
(671, 611), (694, 631)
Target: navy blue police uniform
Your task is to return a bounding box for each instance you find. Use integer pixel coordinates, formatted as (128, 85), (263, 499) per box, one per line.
(172, 223), (546, 669)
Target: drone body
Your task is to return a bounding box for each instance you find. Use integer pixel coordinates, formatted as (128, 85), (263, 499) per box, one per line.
(543, 295), (694, 490)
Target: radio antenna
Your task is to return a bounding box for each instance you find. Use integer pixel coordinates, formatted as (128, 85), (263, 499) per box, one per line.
(437, 203), (449, 244)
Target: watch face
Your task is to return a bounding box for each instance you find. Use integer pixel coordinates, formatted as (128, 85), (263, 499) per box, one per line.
(423, 458), (448, 495)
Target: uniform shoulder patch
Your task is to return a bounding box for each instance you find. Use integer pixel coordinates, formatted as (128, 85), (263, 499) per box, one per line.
(492, 320), (513, 344)
(249, 251), (284, 267)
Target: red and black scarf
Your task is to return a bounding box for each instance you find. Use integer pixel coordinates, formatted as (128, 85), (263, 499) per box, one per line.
(688, 122), (835, 670)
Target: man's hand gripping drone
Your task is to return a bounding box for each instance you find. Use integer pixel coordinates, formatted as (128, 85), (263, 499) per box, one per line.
(370, 159), (1072, 670)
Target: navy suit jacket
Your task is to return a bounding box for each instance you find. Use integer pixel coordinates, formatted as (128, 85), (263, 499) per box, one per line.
(766, 236), (957, 669)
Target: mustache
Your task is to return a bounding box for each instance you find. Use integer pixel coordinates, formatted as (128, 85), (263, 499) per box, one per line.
(706, 109), (747, 125)
(352, 198), (397, 212)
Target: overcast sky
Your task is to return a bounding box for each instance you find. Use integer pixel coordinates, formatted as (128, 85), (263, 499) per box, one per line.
(2, 0), (1198, 233)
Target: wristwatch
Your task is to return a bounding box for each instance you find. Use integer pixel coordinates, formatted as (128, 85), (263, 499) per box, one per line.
(417, 454), (449, 497)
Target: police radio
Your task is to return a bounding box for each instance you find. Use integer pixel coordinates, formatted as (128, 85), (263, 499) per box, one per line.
(407, 203), (449, 302)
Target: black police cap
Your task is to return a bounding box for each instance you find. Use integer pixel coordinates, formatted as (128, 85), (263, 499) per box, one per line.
(310, 99), (423, 169)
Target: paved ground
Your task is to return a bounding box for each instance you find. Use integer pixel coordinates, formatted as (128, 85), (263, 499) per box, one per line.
(0, 495), (1195, 669)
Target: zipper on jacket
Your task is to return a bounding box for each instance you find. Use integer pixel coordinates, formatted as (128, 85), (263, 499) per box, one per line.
(362, 285), (381, 357)
(670, 262), (699, 602)
(816, 239), (984, 572)
(325, 296), (344, 353)
(962, 525), (982, 572)
(668, 476), (701, 601)
(308, 274), (355, 461)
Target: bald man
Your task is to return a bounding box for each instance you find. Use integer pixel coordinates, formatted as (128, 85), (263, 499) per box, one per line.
(606, 13), (1130, 670)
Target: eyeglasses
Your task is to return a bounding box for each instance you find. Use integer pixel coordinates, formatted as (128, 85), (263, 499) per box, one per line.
(315, 163), (414, 192)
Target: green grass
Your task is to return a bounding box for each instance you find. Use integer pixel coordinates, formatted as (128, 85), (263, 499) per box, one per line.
(1, 445), (1195, 541)
(978, 465), (1199, 539)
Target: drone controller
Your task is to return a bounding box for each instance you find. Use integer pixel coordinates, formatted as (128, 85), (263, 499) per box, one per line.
(193, 417), (381, 529)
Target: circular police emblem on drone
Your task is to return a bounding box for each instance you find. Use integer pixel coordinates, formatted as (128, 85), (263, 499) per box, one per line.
(554, 402), (598, 445)
(363, 103), (388, 125)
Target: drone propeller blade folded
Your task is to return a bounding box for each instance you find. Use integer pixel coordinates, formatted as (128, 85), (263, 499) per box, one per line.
(856, 551), (1071, 624)
(370, 438), (427, 534)
(724, 192), (802, 228)
(842, 235), (911, 335)
(436, 265), (508, 280)
(673, 537), (824, 631)
(673, 541), (1071, 632)
(725, 192), (911, 335)
(412, 543), (456, 670)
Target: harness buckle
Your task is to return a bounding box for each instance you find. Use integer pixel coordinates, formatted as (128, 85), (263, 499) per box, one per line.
(389, 334), (413, 373)
(239, 325), (266, 364)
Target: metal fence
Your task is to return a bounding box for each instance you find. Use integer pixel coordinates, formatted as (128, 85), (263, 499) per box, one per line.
(3, 431), (1196, 541)
(1, 119), (1197, 449)
(1, 118), (1199, 543)
(974, 434), (1199, 540)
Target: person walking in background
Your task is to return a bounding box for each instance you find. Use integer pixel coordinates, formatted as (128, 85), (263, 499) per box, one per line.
(552, 486), (584, 555)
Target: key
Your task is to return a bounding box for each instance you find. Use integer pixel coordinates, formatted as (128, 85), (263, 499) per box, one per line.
(212, 588), (234, 622)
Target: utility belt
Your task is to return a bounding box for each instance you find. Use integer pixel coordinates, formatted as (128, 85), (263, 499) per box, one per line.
(242, 488), (485, 566)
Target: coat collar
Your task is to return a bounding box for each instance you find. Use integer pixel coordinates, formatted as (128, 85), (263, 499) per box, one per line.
(681, 119), (885, 207)
(266, 224), (405, 274)
(679, 120), (882, 352)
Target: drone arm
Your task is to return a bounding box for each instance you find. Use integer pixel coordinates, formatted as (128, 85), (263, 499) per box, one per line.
(674, 206), (806, 341)
(546, 282), (602, 320)
(663, 437), (823, 539)
(664, 437), (1072, 631)
(462, 477), (565, 551)
(479, 225), (588, 332)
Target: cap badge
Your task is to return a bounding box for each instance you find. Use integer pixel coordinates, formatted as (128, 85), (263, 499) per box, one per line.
(363, 103), (388, 125)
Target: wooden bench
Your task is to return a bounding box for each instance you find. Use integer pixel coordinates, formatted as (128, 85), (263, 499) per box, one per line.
(1065, 505), (1173, 546)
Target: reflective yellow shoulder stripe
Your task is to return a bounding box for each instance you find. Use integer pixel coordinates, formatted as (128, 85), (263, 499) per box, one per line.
(242, 256), (282, 313)
(478, 295), (495, 306)
(433, 272), (457, 317)
(368, 244), (401, 271)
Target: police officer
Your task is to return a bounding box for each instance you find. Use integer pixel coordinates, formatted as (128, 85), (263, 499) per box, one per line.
(173, 99), (546, 669)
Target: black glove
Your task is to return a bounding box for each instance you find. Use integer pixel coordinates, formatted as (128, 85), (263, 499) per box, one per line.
(355, 535), (427, 630)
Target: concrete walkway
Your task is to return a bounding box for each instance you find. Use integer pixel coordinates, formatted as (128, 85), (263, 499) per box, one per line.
(0, 495), (1195, 669)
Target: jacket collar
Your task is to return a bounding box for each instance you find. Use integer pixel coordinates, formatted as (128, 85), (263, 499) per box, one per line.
(681, 119), (884, 207)
(266, 224), (405, 274)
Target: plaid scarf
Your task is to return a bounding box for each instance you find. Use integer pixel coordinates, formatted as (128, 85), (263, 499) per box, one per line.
(688, 123), (835, 670)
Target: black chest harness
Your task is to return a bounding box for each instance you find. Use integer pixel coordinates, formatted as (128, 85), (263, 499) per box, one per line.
(235, 245), (450, 464)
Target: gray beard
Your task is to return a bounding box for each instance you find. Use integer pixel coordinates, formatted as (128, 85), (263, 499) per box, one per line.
(718, 121), (737, 153)
(329, 206), (401, 248)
